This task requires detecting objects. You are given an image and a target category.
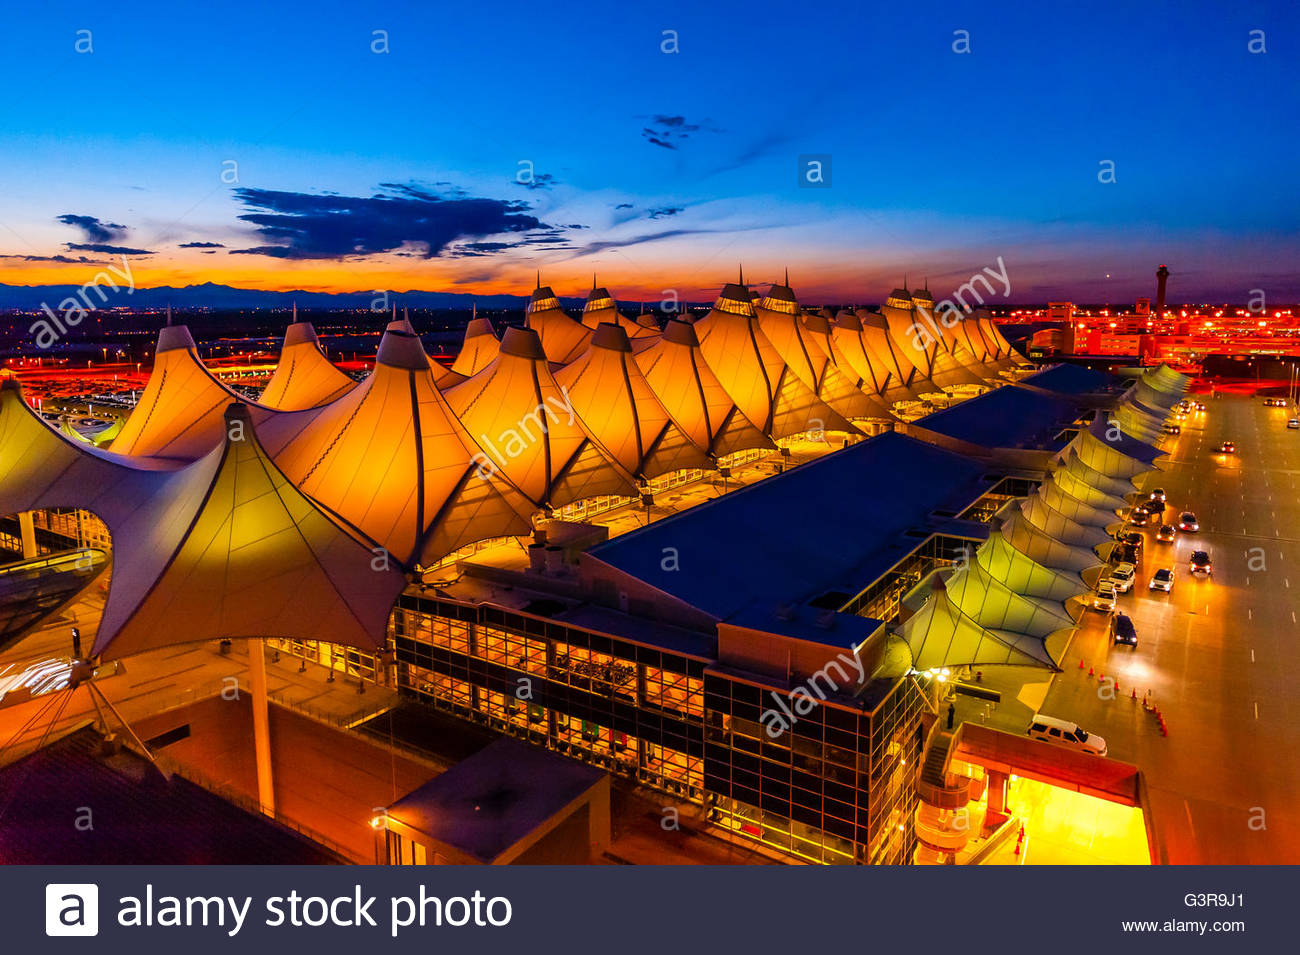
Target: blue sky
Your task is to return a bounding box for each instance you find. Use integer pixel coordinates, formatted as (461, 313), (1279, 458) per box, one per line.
(0, 0), (1296, 302)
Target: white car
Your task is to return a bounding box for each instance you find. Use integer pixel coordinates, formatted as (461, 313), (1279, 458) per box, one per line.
(1109, 562), (1137, 593)
(1289, 419), (1299, 430)
(1028, 714), (1108, 757)
(1149, 567), (1175, 592)
(1092, 580), (1117, 612)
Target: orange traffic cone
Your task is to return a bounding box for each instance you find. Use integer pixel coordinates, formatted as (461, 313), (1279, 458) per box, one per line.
(1078, 659), (1085, 669)
(1088, 666), (1094, 677)
(1131, 687), (1138, 700)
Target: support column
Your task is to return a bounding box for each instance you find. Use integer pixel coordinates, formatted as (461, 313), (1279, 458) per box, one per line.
(19, 511), (37, 559)
(986, 769), (1009, 816)
(247, 638), (275, 817)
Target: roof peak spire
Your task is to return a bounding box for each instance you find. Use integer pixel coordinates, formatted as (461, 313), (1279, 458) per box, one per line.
(739, 263), (746, 287)
(784, 266), (789, 287)
(166, 303), (172, 326)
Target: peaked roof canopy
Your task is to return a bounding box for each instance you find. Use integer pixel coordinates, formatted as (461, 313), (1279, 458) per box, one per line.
(445, 326), (637, 508)
(526, 284), (591, 364)
(555, 323), (712, 480)
(259, 320), (357, 411)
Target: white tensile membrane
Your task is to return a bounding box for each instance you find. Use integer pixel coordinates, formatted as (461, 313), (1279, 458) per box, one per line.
(555, 323), (712, 481)
(525, 282), (591, 365)
(257, 320), (535, 568)
(579, 282), (659, 349)
(902, 575), (1057, 671)
(974, 530), (1088, 603)
(693, 281), (858, 439)
(259, 319), (357, 411)
(1020, 493), (1114, 550)
(633, 319), (774, 459)
(0, 380), (404, 660)
(445, 325), (638, 509)
(754, 281), (894, 423)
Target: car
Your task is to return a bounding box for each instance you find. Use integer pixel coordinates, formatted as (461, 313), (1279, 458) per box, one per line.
(1128, 506), (1150, 526)
(1116, 530), (1144, 551)
(1190, 551), (1212, 576)
(1149, 567), (1175, 592)
(1156, 523), (1177, 543)
(1148, 488), (1167, 502)
(1194, 401), (1206, 411)
(1146, 499), (1167, 516)
(1028, 715), (1107, 757)
(1163, 424), (1182, 435)
(1110, 562), (1137, 593)
(1265, 398), (1287, 407)
(1218, 440), (1236, 454)
(1178, 511), (1199, 532)
(1112, 613), (1139, 646)
(1092, 580), (1117, 612)
(1117, 542), (1140, 565)
(1289, 419), (1299, 430)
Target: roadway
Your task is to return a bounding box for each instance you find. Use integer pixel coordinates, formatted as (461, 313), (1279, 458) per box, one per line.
(1039, 393), (1300, 862)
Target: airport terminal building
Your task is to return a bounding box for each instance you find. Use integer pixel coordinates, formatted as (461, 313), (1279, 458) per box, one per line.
(0, 278), (1187, 865)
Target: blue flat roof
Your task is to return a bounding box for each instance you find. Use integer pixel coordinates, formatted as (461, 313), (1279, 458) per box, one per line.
(1018, 362), (1121, 396)
(921, 385), (1082, 451)
(589, 432), (988, 622)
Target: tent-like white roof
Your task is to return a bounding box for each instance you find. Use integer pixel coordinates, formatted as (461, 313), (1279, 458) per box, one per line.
(821, 310), (892, 398)
(910, 288), (995, 385)
(526, 283), (590, 364)
(1038, 474), (1120, 528)
(1020, 494), (1113, 550)
(111, 325), (255, 460)
(755, 282), (893, 422)
(902, 576), (1057, 670)
(258, 320), (535, 567)
(446, 311), (501, 380)
(96, 403), (408, 659)
(975, 530), (1088, 602)
(0, 380), (404, 661)
(580, 283), (659, 348)
(943, 559), (1076, 640)
(694, 282), (858, 438)
(851, 310), (927, 405)
(445, 325), (638, 508)
(999, 512), (1102, 575)
(634, 319), (773, 459)
(1076, 416), (1162, 477)
(554, 323), (711, 480)
(259, 320), (357, 411)
(1051, 461), (1130, 511)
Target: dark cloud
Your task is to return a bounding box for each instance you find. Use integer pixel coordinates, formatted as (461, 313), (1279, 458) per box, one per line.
(179, 241), (225, 248)
(574, 228), (726, 257)
(229, 184), (554, 259)
(614, 203), (633, 209)
(56, 214), (127, 243)
(515, 173), (557, 191)
(66, 243), (155, 256)
(0, 253), (106, 263)
(647, 207), (683, 219)
(641, 114), (721, 149)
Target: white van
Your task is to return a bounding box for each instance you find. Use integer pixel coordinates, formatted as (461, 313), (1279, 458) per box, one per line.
(1109, 562), (1137, 593)
(1027, 714), (1108, 757)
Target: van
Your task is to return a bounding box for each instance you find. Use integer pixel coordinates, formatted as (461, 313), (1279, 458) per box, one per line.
(1027, 714), (1107, 756)
(1109, 562), (1137, 593)
(1091, 580), (1116, 612)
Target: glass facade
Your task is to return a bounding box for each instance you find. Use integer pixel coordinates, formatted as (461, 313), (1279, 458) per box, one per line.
(703, 672), (925, 865)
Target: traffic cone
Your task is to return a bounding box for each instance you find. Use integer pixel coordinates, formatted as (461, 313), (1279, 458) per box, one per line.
(1078, 659), (1085, 669)
(1098, 673), (1105, 683)
(1131, 687), (1138, 700)
(1114, 679), (1120, 692)
(1088, 666), (1094, 677)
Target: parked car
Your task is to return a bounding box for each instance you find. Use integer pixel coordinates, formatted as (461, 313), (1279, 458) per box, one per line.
(1092, 580), (1117, 612)
(1190, 551), (1213, 576)
(1028, 715), (1108, 757)
(1148, 488), (1167, 502)
(1117, 530), (1144, 552)
(1110, 562), (1137, 593)
(1288, 419), (1299, 430)
(1218, 440), (1236, 454)
(1264, 398), (1287, 407)
(1149, 567), (1175, 592)
(1146, 499), (1167, 516)
(1163, 423), (1182, 435)
(1112, 613), (1138, 647)
(1194, 401), (1206, 411)
(1128, 506), (1150, 526)
(1117, 542), (1140, 565)
(1156, 523), (1177, 543)
(1178, 511), (1200, 532)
